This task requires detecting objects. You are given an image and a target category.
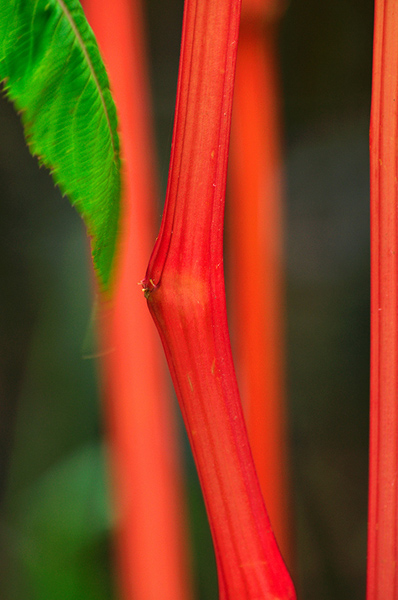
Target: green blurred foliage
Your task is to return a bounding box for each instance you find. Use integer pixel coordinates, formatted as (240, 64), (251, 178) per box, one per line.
(0, 0), (373, 599)
(0, 89), (114, 598)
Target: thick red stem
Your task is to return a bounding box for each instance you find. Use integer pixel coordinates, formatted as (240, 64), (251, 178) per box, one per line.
(144, 0), (295, 597)
(368, 2), (398, 598)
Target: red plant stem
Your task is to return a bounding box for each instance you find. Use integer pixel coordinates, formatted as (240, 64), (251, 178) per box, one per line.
(143, 0), (295, 597)
(83, 1), (192, 599)
(228, 1), (293, 568)
(368, 2), (398, 599)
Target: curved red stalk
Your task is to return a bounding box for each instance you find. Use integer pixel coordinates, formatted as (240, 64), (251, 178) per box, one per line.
(83, 1), (193, 598)
(368, 2), (398, 599)
(228, 0), (293, 569)
(143, 0), (295, 597)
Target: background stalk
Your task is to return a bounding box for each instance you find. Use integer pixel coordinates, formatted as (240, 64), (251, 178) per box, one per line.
(368, 1), (398, 598)
(83, 1), (193, 598)
(228, 0), (293, 568)
(144, 0), (295, 597)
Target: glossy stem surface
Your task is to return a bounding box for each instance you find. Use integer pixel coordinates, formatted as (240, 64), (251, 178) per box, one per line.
(144, 0), (295, 597)
(368, 1), (398, 598)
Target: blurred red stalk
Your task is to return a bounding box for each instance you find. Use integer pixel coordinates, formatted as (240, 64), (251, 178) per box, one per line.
(228, 0), (293, 567)
(368, 2), (398, 598)
(83, 1), (192, 599)
(143, 0), (295, 597)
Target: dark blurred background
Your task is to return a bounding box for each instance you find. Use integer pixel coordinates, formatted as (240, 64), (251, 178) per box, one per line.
(0, 0), (373, 598)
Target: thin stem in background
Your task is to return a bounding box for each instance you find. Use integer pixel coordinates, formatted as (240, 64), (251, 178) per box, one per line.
(368, 1), (398, 598)
(83, 1), (193, 598)
(143, 0), (295, 597)
(228, 0), (293, 569)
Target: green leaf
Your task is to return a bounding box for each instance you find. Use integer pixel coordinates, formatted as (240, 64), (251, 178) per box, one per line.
(0, 0), (121, 291)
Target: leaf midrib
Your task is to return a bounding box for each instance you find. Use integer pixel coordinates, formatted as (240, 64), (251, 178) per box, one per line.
(57, 0), (116, 159)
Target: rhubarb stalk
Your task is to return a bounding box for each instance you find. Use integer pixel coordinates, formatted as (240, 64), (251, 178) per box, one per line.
(143, 0), (295, 597)
(228, 0), (292, 568)
(368, 2), (398, 599)
(83, 1), (192, 598)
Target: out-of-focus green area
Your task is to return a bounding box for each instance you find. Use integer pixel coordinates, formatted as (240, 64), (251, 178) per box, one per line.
(0, 0), (373, 598)
(0, 91), (113, 598)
